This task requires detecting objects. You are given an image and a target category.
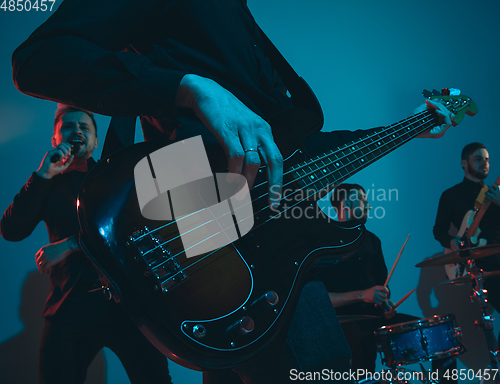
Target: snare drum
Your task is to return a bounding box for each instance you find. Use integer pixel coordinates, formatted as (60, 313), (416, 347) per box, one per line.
(375, 314), (464, 367)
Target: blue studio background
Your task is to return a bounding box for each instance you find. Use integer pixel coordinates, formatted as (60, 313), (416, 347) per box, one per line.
(1, 1), (500, 382)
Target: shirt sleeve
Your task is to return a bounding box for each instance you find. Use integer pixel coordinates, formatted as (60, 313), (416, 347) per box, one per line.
(433, 191), (454, 248)
(372, 234), (388, 287)
(12, 0), (188, 119)
(0, 173), (52, 241)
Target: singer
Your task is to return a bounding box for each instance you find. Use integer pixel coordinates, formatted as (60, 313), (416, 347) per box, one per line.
(0, 103), (173, 383)
(45, 105), (98, 166)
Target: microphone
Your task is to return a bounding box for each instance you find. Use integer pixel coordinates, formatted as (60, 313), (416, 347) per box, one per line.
(50, 139), (82, 163)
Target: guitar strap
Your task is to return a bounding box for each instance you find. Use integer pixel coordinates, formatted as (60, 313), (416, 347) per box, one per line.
(101, 26), (323, 159)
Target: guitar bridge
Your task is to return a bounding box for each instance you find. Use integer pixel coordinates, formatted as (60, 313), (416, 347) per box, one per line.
(127, 226), (188, 292)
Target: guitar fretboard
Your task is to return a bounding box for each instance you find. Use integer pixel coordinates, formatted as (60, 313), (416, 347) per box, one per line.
(289, 110), (436, 196)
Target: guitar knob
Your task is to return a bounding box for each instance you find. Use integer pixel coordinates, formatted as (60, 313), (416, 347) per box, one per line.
(230, 317), (255, 335)
(251, 291), (279, 308)
(192, 324), (206, 339)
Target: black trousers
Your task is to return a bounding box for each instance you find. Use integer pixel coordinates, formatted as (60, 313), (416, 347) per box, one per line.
(39, 285), (172, 384)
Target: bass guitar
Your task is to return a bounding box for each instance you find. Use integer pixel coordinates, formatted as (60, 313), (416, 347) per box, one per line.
(77, 92), (476, 370)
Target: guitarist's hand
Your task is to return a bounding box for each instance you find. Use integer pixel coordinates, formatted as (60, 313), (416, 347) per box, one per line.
(176, 74), (283, 208)
(413, 99), (455, 139)
(486, 185), (500, 206)
(450, 236), (462, 251)
(35, 236), (80, 273)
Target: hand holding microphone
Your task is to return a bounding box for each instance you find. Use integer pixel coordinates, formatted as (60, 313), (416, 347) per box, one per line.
(37, 139), (82, 179)
(50, 138), (82, 163)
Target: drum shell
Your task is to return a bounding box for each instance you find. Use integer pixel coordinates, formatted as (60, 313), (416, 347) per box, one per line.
(375, 314), (464, 367)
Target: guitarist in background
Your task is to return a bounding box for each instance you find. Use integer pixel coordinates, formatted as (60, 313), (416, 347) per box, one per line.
(12, 1), (455, 382)
(0, 104), (173, 384)
(433, 142), (500, 330)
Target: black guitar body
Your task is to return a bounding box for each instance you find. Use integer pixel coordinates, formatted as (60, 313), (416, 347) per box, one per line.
(78, 128), (365, 369)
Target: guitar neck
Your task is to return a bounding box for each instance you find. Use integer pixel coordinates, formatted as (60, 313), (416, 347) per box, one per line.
(466, 175), (500, 238)
(467, 200), (491, 237)
(289, 110), (436, 196)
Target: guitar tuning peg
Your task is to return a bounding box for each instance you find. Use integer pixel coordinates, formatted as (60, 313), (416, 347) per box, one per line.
(422, 89), (433, 98)
(441, 88), (451, 96)
(432, 89), (442, 96)
(449, 88), (461, 96)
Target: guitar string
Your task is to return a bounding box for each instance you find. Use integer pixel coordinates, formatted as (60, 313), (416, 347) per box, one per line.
(126, 98), (466, 248)
(259, 114), (436, 223)
(250, 110), (432, 207)
(255, 110), (429, 187)
(129, 109), (431, 245)
(138, 110), (437, 275)
(234, 111), (436, 222)
(142, 110), (435, 257)
(147, 111), (437, 282)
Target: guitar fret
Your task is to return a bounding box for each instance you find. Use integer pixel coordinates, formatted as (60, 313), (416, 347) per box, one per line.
(286, 108), (452, 198)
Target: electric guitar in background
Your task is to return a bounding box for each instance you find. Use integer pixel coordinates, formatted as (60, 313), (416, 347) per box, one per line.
(444, 174), (500, 280)
(77, 90), (477, 370)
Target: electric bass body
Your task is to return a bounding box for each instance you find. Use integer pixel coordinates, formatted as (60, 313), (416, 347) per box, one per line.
(77, 123), (365, 370)
(77, 92), (477, 369)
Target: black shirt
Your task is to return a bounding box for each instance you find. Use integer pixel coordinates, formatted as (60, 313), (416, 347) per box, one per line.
(13, 0), (293, 136)
(433, 177), (500, 270)
(309, 230), (388, 316)
(0, 159), (99, 317)
(434, 177), (500, 248)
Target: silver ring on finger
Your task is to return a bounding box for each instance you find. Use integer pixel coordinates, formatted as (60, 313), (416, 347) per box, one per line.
(244, 148), (258, 153)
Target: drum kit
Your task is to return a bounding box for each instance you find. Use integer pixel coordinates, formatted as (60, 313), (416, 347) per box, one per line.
(360, 244), (500, 384)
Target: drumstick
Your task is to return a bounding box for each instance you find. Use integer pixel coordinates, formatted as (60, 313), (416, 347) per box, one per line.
(384, 234), (410, 288)
(392, 288), (416, 310)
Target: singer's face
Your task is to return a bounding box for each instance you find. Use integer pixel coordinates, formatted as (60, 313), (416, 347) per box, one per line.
(53, 111), (98, 160)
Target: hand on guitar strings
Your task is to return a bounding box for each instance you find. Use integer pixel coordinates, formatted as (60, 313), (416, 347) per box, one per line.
(414, 99), (456, 139)
(449, 236), (462, 252)
(35, 236), (80, 274)
(176, 74), (283, 208)
(486, 184), (500, 206)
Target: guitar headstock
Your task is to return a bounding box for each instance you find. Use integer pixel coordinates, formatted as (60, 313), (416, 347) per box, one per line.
(423, 88), (478, 126)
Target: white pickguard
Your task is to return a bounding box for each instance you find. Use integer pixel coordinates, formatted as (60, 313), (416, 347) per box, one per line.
(444, 209), (487, 280)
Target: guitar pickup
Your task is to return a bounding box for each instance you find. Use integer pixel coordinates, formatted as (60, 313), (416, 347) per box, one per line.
(128, 226), (188, 292)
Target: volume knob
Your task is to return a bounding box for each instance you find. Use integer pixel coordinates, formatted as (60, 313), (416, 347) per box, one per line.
(192, 324), (206, 339)
(262, 291), (279, 306)
(251, 291), (279, 308)
(232, 317), (255, 335)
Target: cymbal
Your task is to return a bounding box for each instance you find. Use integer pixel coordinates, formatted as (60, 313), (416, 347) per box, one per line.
(416, 244), (500, 268)
(337, 315), (380, 323)
(440, 270), (500, 286)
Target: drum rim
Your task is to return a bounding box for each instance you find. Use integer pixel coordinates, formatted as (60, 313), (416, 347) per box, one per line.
(384, 346), (463, 367)
(376, 313), (455, 335)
